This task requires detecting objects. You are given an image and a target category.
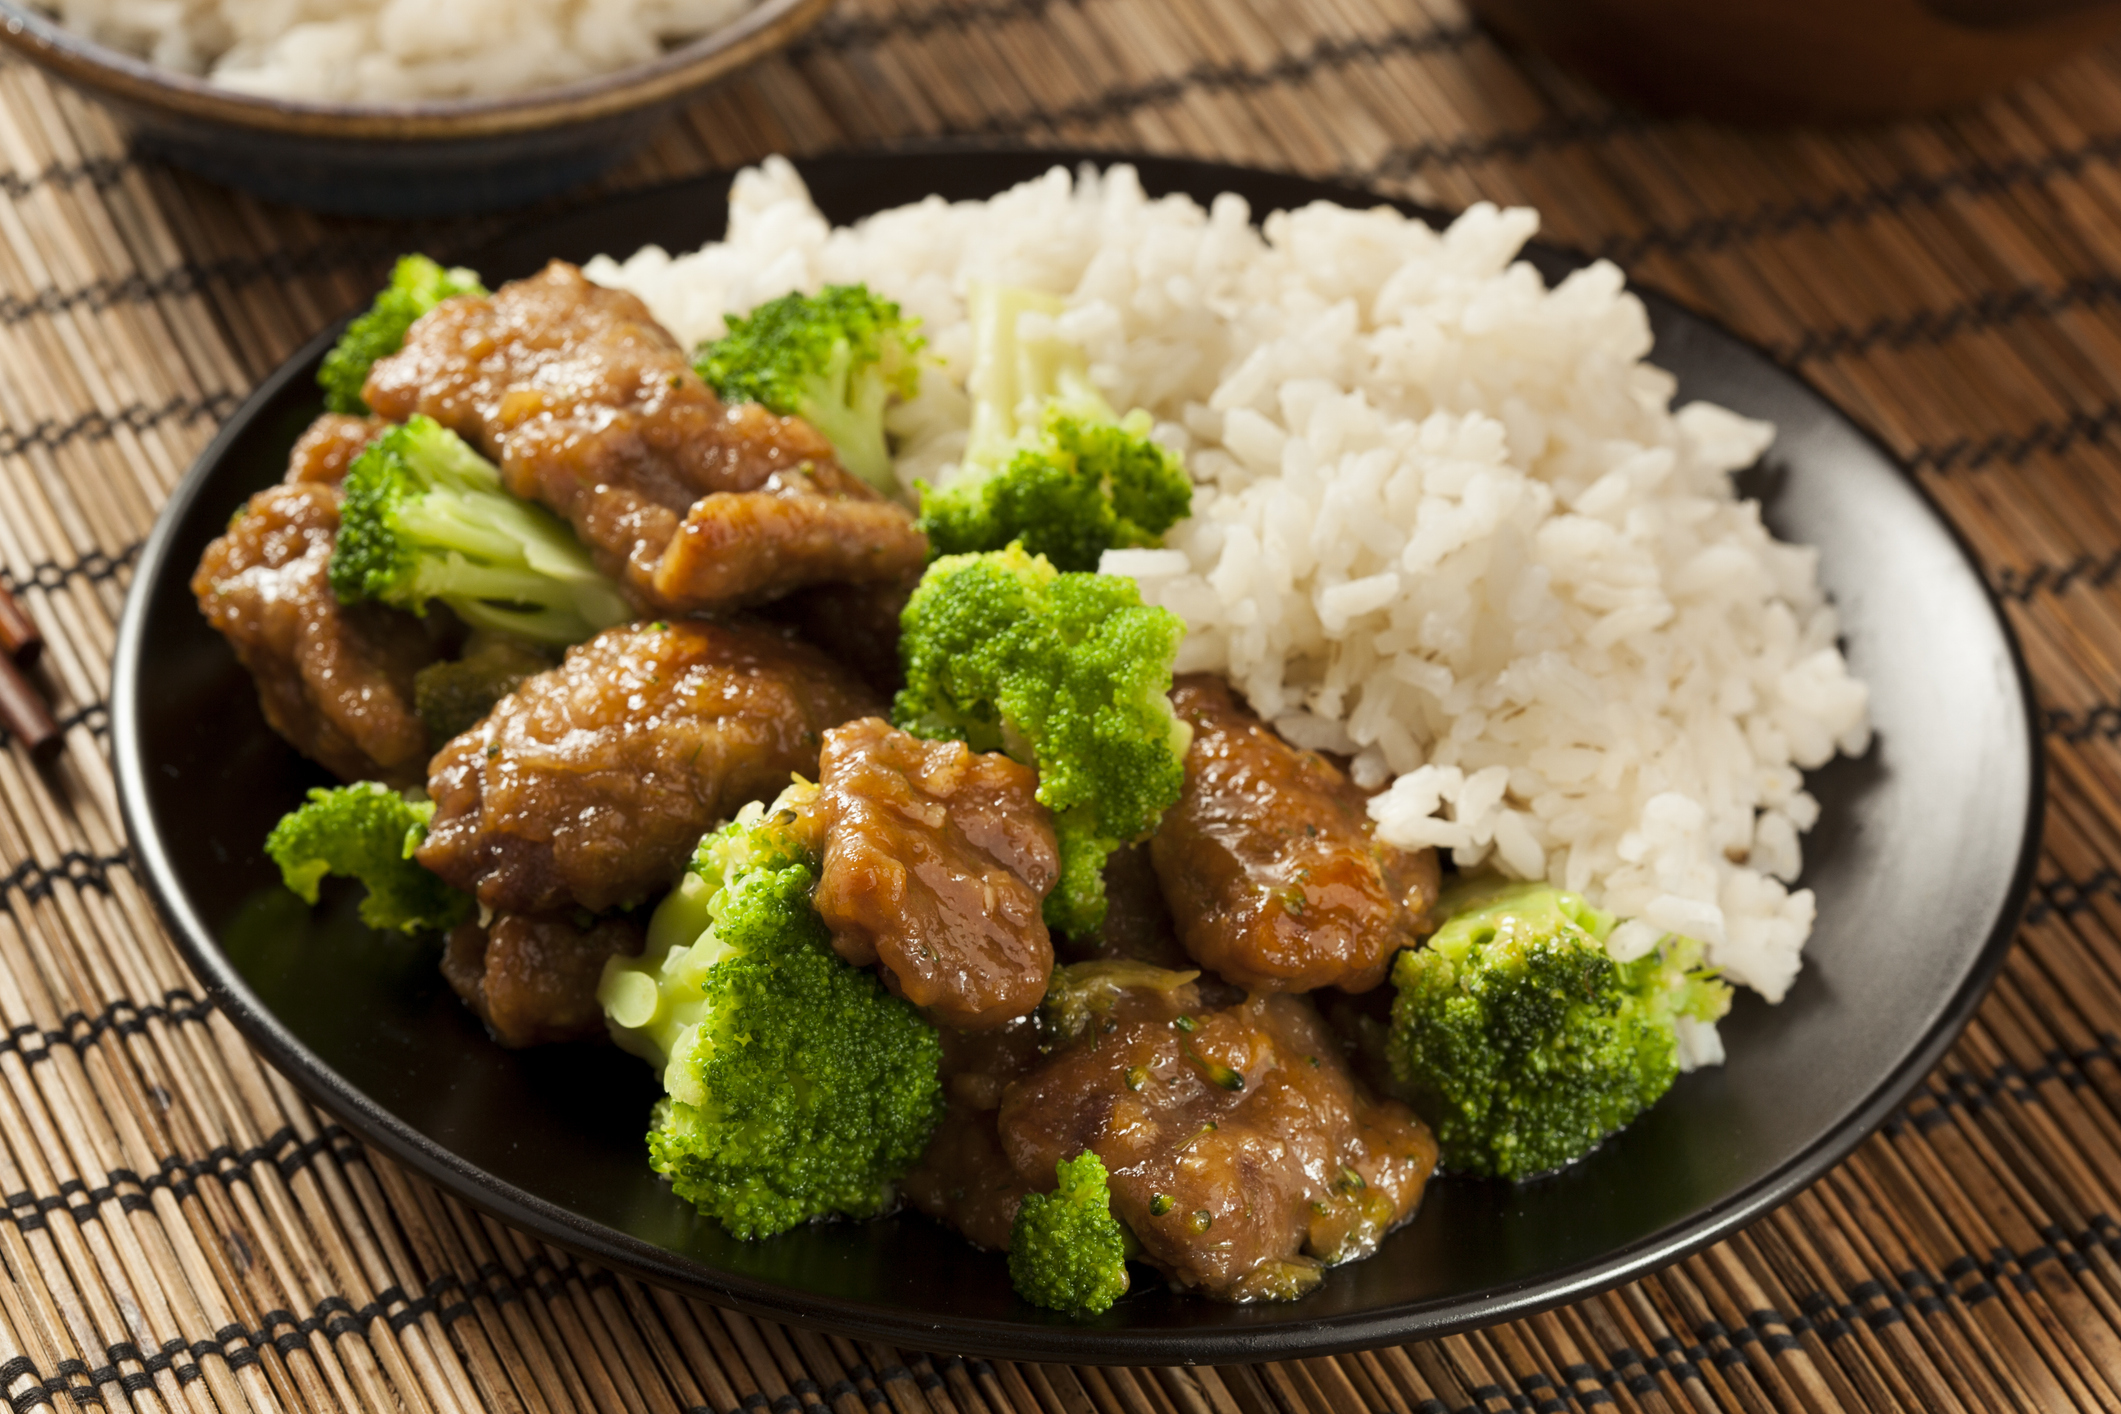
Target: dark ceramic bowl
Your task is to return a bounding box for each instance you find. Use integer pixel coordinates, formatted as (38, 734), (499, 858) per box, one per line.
(0, 0), (831, 215)
(113, 152), (2043, 1362)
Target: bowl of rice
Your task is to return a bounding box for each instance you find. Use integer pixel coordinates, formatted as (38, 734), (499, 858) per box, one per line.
(0, 0), (832, 215)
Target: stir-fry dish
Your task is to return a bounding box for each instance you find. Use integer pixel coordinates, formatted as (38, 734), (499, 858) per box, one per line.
(196, 165), (1871, 1314)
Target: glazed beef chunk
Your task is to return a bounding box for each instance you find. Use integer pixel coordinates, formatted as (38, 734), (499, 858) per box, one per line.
(442, 911), (645, 1047)
(362, 261), (929, 612)
(192, 424), (441, 786)
(1151, 675), (1441, 994)
(1001, 967), (1437, 1301)
(907, 965), (1438, 1301)
(417, 618), (880, 915)
(813, 718), (1059, 1029)
(284, 412), (386, 485)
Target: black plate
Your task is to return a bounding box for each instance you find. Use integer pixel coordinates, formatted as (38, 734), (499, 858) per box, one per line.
(111, 151), (2042, 1363)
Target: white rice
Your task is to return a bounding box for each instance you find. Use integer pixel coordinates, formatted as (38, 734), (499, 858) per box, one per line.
(589, 158), (1873, 1058)
(40, 0), (752, 101)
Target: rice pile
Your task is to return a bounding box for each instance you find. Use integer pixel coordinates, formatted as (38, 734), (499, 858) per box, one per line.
(589, 159), (1873, 1061)
(40, 0), (752, 101)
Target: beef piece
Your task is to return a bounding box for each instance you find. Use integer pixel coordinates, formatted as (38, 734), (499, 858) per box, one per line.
(191, 480), (438, 784)
(762, 573), (916, 698)
(1150, 675), (1441, 994)
(898, 1020), (1046, 1251)
(192, 411), (446, 782)
(999, 967), (1437, 1302)
(285, 412), (386, 485)
(417, 618), (879, 915)
(657, 480), (928, 614)
(1381, 839), (1442, 935)
(441, 911), (644, 1047)
(363, 261), (928, 612)
(813, 718), (1059, 1029)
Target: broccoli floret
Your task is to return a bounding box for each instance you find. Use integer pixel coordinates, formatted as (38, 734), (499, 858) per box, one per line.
(318, 256), (485, 415)
(264, 782), (470, 934)
(413, 633), (554, 744)
(891, 545), (1189, 938)
(597, 782), (945, 1238)
(694, 284), (924, 494)
(918, 284), (1191, 571)
(1009, 1151), (1131, 1314)
(921, 405), (1194, 572)
(1387, 880), (1732, 1181)
(330, 415), (631, 646)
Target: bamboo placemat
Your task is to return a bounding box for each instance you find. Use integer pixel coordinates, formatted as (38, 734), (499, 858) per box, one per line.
(3, 0), (2121, 1408)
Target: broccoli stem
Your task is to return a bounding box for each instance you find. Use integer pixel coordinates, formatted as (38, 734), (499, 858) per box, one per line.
(331, 416), (632, 647)
(921, 285), (1193, 571)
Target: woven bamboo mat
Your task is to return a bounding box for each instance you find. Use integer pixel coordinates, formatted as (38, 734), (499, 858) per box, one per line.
(3, 0), (2121, 1407)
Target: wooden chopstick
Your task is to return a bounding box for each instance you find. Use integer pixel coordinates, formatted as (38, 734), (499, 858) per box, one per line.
(0, 582), (37, 668)
(0, 586), (57, 759)
(0, 654), (57, 759)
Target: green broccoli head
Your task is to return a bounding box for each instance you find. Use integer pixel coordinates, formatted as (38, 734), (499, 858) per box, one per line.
(318, 255), (485, 415)
(1008, 1150), (1132, 1314)
(694, 284), (924, 494)
(597, 782), (946, 1239)
(920, 405), (1193, 572)
(918, 283), (1191, 572)
(264, 783), (470, 934)
(1387, 881), (1732, 1181)
(329, 415), (632, 646)
(891, 545), (1190, 937)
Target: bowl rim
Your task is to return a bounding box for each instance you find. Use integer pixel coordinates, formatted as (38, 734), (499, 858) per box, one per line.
(109, 149), (2047, 1364)
(0, 0), (832, 138)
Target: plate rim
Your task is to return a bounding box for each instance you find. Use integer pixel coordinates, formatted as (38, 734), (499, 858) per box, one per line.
(110, 148), (2047, 1364)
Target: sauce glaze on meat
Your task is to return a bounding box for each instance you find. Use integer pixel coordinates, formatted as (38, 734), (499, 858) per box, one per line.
(284, 412), (386, 485)
(191, 416), (435, 784)
(1000, 968), (1436, 1300)
(417, 617), (879, 914)
(1151, 675), (1441, 994)
(905, 964), (1438, 1302)
(762, 573), (917, 698)
(362, 262), (929, 612)
(814, 718), (1058, 1029)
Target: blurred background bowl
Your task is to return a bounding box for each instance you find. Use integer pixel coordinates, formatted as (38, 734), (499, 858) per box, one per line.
(0, 0), (832, 216)
(1466, 0), (2121, 121)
